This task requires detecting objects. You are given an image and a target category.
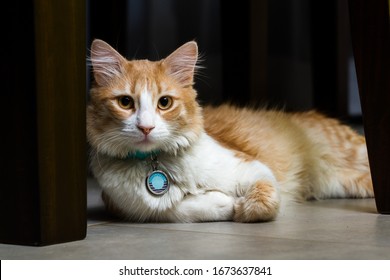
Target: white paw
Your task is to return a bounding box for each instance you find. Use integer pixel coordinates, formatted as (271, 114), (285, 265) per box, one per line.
(169, 191), (235, 222)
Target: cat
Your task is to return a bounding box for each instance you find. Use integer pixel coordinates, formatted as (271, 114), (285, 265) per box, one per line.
(87, 39), (374, 223)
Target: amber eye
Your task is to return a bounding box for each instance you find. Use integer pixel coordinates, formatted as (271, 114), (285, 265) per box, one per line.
(158, 96), (173, 110)
(117, 96), (134, 110)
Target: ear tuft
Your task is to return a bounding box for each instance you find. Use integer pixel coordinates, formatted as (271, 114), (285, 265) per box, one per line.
(163, 41), (198, 87)
(90, 39), (126, 86)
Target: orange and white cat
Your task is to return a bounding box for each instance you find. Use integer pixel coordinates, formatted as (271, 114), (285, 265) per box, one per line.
(87, 39), (374, 223)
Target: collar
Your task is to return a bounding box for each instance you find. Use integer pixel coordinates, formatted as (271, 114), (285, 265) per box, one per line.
(125, 150), (160, 160)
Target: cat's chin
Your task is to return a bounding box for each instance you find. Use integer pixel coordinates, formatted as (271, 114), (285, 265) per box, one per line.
(132, 141), (161, 153)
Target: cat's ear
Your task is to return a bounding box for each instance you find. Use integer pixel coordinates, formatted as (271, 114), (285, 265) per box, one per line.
(163, 41), (198, 87)
(90, 39), (127, 86)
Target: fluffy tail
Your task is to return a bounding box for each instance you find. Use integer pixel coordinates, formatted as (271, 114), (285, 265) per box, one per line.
(291, 111), (374, 200)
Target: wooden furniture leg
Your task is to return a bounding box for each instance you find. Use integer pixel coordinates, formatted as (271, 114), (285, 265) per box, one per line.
(0, 0), (87, 245)
(349, 0), (390, 213)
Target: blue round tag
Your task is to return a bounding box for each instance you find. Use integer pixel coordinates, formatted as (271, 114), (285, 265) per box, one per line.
(146, 170), (170, 196)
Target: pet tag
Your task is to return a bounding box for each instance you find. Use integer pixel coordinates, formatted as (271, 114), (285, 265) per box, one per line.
(146, 170), (170, 195)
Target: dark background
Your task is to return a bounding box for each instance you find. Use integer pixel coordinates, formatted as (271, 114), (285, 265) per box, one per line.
(87, 0), (362, 121)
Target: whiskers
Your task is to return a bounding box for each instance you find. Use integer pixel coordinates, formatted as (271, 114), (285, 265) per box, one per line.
(94, 128), (134, 158)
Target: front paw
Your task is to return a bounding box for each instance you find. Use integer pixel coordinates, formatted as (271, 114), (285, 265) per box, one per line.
(233, 182), (280, 222)
(167, 191), (235, 222)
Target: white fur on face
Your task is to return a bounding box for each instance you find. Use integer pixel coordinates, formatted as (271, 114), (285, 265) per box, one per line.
(137, 85), (156, 129)
(120, 84), (171, 152)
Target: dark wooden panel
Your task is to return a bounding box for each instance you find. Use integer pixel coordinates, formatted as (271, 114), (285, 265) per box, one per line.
(34, 0), (87, 245)
(0, 0), (41, 245)
(349, 0), (390, 213)
(0, 0), (87, 246)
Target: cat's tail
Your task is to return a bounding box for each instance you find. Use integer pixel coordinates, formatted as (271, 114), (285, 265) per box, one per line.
(291, 111), (374, 201)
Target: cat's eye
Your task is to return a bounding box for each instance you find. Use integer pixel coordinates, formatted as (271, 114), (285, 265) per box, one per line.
(158, 96), (173, 110)
(117, 96), (134, 110)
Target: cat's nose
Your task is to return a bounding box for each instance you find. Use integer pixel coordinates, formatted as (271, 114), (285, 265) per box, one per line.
(137, 125), (155, 135)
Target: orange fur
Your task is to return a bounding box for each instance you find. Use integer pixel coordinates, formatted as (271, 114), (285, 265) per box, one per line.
(234, 181), (280, 222)
(88, 39), (374, 223)
(204, 104), (373, 200)
(87, 54), (203, 158)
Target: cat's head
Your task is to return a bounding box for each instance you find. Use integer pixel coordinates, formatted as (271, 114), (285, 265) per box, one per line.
(87, 39), (203, 158)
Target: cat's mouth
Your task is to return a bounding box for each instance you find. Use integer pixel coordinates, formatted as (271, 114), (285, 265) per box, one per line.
(138, 137), (152, 144)
(136, 135), (157, 147)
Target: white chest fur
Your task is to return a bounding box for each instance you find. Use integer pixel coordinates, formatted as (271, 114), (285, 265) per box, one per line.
(90, 131), (278, 222)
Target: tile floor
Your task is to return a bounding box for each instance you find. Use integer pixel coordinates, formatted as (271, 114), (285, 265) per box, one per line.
(1, 177), (390, 260)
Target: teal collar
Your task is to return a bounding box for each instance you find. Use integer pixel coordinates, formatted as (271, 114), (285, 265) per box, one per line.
(126, 150), (160, 160)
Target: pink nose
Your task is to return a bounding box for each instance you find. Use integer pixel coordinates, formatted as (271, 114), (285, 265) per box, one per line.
(137, 125), (155, 135)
